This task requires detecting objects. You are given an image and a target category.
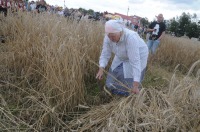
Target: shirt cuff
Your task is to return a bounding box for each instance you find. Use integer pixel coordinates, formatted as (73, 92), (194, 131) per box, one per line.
(133, 77), (140, 82)
(99, 63), (106, 68)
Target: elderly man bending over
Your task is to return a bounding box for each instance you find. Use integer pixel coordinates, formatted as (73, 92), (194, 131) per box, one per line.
(96, 20), (149, 96)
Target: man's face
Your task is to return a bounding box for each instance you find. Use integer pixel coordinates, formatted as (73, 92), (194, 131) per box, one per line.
(157, 15), (163, 22)
(40, 0), (45, 5)
(107, 32), (121, 43)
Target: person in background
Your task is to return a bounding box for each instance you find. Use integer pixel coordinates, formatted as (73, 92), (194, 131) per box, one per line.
(24, 0), (28, 9)
(146, 14), (166, 54)
(57, 7), (64, 16)
(134, 24), (138, 32)
(27, 1), (31, 11)
(0, 0), (11, 16)
(30, 1), (36, 11)
(96, 20), (149, 96)
(35, 0), (47, 13)
(17, 0), (25, 11)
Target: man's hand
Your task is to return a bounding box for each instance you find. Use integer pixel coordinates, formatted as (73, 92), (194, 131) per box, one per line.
(147, 28), (155, 32)
(131, 81), (140, 94)
(96, 67), (104, 80)
(132, 87), (140, 94)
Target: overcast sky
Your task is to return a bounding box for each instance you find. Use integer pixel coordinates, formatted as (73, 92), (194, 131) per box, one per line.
(45, 0), (200, 21)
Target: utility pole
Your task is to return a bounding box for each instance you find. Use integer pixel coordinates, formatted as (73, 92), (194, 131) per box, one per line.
(64, 0), (66, 8)
(127, 6), (129, 16)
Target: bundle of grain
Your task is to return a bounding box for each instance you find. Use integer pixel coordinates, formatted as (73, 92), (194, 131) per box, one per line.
(69, 60), (200, 132)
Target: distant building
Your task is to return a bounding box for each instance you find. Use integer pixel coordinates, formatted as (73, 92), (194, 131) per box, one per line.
(130, 15), (142, 26)
(114, 13), (132, 25)
(114, 13), (142, 27)
(103, 12), (142, 28)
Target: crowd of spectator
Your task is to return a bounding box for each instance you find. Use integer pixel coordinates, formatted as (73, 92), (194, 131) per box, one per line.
(0, 0), (148, 40)
(0, 0), (63, 16)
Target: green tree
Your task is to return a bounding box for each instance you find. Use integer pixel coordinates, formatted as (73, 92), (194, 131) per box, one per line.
(198, 21), (200, 40)
(169, 19), (179, 36)
(192, 13), (197, 23)
(78, 8), (83, 12)
(88, 9), (94, 15)
(178, 12), (191, 36)
(78, 7), (87, 15)
(140, 17), (149, 27)
(168, 12), (200, 38)
(186, 22), (199, 39)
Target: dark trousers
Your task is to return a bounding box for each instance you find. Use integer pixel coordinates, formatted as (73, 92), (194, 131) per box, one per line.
(0, 7), (7, 16)
(106, 63), (146, 96)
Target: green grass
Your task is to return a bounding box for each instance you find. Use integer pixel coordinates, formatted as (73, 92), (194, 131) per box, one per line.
(142, 65), (170, 89)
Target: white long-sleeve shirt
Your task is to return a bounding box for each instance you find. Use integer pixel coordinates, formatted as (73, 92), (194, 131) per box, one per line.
(99, 28), (149, 82)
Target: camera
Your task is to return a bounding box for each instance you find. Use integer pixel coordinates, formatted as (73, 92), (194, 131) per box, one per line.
(151, 34), (157, 40)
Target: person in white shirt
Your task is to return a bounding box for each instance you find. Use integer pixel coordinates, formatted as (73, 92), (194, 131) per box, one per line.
(96, 20), (149, 96)
(30, 1), (36, 11)
(57, 10), (64, 16)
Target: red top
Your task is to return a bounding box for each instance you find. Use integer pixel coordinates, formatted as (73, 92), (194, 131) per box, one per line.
(0, 0), (25, 11)
(0, 0), (12, 8)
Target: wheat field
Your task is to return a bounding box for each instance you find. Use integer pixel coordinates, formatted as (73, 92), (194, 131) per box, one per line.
(0, 12), (200, 131)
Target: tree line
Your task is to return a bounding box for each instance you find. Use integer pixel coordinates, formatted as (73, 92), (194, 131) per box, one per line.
(167, 12), (200, 39)
(74, 9), (200, 40)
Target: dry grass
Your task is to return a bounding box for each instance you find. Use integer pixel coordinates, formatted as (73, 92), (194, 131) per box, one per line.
(0, 12), (200, 131)
(69, 60), (200, 131)
(0, 12), (103, 131)
(155, 35), (200, 73)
